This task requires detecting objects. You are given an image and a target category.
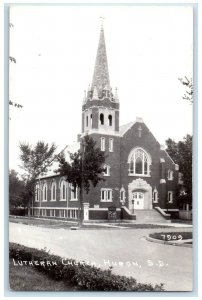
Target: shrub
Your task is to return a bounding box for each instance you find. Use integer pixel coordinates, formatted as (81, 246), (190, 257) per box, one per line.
(9, 243), (164, 291)
(9, 207), (28, 216)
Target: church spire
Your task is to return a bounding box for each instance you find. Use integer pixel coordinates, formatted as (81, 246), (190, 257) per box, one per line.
(91, 27), (110, 94)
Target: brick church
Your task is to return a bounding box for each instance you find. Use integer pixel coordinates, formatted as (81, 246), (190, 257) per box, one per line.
(33, 26), (179, 222)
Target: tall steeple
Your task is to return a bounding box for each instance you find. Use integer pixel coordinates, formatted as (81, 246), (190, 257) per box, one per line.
(91, 27), (110, 94)
(82, 25), (120, 135)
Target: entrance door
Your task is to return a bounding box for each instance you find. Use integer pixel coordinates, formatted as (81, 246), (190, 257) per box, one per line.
(132, 192), (144, 210)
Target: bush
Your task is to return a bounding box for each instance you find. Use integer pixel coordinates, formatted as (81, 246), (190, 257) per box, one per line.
(9, 243), (164, 291)
(10, 207), (27, 216)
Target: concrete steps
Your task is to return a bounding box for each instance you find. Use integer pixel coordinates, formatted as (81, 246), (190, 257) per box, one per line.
(134, 209), (171, 223)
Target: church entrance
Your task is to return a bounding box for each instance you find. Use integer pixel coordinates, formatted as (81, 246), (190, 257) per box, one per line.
(132, 192), (144, 210)
(128, 178), (152, 211)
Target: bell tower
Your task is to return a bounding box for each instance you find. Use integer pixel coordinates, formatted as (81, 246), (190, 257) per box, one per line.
(82, 26), (119, 135)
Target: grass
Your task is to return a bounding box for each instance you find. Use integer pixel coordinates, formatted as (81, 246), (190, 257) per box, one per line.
(149, 231), (192, 241)
(9, 216), (172, 230)
(9, 259), (76, 291)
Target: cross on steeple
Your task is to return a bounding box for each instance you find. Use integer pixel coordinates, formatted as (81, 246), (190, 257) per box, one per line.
(138, 126), (142, 137)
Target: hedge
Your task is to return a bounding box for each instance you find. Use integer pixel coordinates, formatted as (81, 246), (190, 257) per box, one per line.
(9, 243), (164, 291)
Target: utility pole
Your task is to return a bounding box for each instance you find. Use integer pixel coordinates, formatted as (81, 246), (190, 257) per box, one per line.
(78, 138), (85, 226)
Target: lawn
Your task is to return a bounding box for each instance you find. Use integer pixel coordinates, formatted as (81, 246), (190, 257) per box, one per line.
(9, 259), (76, 291)
(9, 216), (172, 230)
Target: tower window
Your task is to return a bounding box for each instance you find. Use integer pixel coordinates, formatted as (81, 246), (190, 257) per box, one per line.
(108, 115), (112, 126)
(109, 138), (113, 152)
(100, 113), (104, 125)
(86, 116), (88, 127)
(90, 114), (92, 126)
(101, 137), (105, 151)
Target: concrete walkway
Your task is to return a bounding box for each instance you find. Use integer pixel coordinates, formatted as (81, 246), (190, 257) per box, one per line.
(9, 222), (193, 292)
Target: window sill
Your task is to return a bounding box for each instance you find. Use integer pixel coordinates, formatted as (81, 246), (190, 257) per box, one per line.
(59, 199), (67, 201)
(128, 174), (151, 177)
(70, 199), (78, 201)
(50, 199), (56, 202)
(100, 200), (113, 202)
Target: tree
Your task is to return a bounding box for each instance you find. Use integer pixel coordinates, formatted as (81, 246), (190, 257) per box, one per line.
(165, 134), (192, 207)
(178, 76), (193, 104)
(19, 141), (57, 213)
(56, 135), (106, 225)
(9, 22), (23, 110)
(9, 169), (25, 208)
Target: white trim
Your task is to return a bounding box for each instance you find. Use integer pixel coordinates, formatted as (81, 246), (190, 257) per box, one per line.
(128, 174), (151, 178)
(164, 149), (176, 165)
(81, 129), (119, 137)
(162, 209), (179, 212)
(89, 208), (121, 211)
(33, 206), (78, 210)
(100, 188), (113, 202)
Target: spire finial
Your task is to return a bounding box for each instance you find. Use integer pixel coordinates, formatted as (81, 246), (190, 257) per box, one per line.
(100, 16), (105, 29)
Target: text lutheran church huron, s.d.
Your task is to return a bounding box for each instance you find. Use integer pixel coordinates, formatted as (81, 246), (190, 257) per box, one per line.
(33, 25), (179, 222)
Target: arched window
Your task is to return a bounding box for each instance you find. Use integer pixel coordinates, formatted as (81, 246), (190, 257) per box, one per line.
(60, 179), (67, 201)
(86, 115), (88, 127)
(168, 170), (174, 180)
(51, 180), (56, 201)
(100, 113), (104, 125)
(42, 183), (47, 201)
(90, 114), (92, 126)
(128, 147), (151, 176)
(35, 184), (39, 202)
(70, 184), (78, 200)
(108, 115), (112, 126)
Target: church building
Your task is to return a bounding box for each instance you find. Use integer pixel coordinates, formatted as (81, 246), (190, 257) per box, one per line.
(33, 26), (180, 222)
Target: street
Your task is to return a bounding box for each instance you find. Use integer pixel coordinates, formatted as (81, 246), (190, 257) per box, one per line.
(9, 222), (193, 291)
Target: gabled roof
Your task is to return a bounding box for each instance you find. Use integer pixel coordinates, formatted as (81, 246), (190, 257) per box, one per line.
(38, 142), (80, 179)
(119, 121), (136, 136)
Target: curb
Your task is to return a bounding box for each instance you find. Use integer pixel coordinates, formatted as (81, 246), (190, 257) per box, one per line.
(146, 235), (192, 248)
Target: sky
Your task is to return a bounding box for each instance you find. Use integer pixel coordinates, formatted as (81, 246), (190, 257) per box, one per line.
(9, 5), (193, 174)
